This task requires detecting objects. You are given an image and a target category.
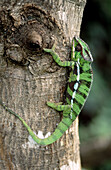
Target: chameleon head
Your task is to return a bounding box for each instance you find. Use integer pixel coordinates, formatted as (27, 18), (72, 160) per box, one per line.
(73, 37), (93, 63)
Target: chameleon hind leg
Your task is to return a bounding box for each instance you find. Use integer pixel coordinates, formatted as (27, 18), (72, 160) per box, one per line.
(47, 101), (71, 111)
(44, 44), (74, 67)
(47, 101), (71, 117)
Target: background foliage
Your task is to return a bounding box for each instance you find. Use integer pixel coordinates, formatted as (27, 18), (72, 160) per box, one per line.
(80, 0), (111, 169)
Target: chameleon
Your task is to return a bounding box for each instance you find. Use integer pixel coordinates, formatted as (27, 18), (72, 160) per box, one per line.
(0, 37), (93, 145)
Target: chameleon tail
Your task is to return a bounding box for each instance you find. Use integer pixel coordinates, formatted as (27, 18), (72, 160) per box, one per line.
(0, 100), (72, 145)
(38, 117), (72, 145)
(0, 100), (20, 118)
(21, 116), (72, 145)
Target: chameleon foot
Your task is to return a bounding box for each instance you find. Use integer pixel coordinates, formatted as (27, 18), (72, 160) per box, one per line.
(47, 101), (71, 112)
(43, 43), (56, 53)
(47, 101), (63, 110)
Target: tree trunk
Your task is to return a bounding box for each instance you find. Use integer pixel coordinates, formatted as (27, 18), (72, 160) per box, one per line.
(0, 0), (86, 169)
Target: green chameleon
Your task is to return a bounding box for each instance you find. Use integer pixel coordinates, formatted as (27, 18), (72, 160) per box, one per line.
(0, 37), (93, 145)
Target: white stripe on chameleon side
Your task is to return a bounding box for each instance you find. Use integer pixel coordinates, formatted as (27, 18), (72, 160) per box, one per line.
(70, 59), (80, 119)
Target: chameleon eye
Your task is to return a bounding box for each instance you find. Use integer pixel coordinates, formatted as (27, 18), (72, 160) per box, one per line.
(75, 44), (82, 52)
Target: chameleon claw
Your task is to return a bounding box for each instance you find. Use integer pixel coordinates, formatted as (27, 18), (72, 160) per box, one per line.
(43, 43), (56, 53)
(52, 43), (56, 51)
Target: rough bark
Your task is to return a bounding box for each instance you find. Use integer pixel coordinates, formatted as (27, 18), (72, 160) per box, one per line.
(0, 0), (86, 169)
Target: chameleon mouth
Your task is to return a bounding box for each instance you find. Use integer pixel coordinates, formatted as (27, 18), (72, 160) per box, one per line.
(82, 49), (93, 62)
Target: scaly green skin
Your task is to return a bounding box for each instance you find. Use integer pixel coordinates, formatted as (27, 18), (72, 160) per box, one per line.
(0, 37), (93, 145)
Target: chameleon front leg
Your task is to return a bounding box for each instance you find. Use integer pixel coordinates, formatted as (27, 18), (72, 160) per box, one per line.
(43, 44), (74, 67)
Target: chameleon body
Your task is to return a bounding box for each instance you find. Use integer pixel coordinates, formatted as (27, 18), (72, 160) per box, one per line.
(0, 37), (93, 145)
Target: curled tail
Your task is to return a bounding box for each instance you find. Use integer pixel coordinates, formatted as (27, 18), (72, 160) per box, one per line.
(0, 100), (72, 145)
